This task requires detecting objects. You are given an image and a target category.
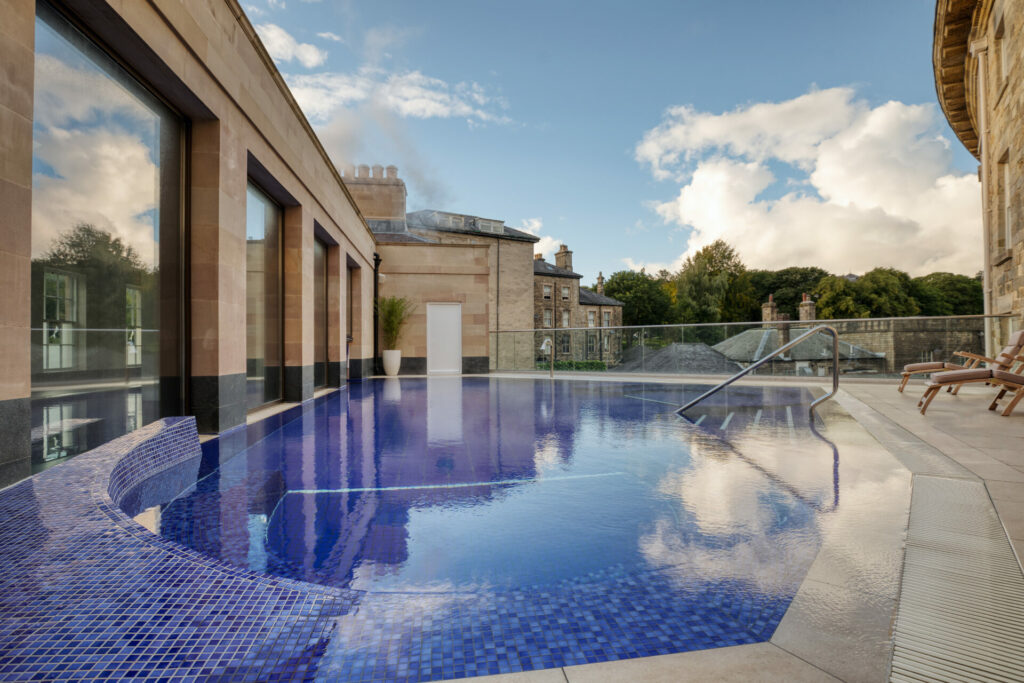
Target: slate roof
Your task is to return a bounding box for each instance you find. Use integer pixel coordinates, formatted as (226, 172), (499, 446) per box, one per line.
(713, 327), (885, 362)
(406, 210), (539, 243)
(579, 287), (623, 307)
(616, 343), (742, 374)
(534, 259), (582, 279)
(374, 231), (435, 244)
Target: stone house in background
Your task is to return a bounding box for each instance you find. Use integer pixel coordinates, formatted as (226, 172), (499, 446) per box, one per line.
(934, 0), (1023, 351)
(533, 245), (624, 367)
(343, 166), (539, 371)
(344, 166), (624, 372)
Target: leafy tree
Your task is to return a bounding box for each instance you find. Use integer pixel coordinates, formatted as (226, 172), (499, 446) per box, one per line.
(675, 240), (755, 323)
(748, 269), (776, 319)
(912, 272), (983, 315)
(812, 276), (869, 319)
(42, 223), (146, 271)
(602, 269), (676, 326)
(34, 223), (153, 330)
(674, 240), (755, 341)
(855, 268), (921, 317)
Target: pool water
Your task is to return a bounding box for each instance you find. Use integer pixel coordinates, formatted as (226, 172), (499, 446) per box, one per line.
(135, 377), (840, 676)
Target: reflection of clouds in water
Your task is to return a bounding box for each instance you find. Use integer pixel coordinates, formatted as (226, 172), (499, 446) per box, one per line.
(659, 457), (774, 535)
(32, 54), (160, 267)
(644, 454), (819, 594)
(639, 519), (818, 595)
(533, 436), (562, 472)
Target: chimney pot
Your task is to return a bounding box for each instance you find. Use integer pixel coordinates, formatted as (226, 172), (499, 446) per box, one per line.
(534, 253), (544, 261)
(345, 164), (356, 177)
(372, 164), (384, 179)
(554, 244), (573, 271)
(799, 293), (816, 321)
(386, 165), (398, 179)
(762, 295), (779, 325)
(358, 164), (370, 178)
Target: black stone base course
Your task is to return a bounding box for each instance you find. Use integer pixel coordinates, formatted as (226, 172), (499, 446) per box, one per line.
(327, 361), (345, 387)
(462, 356), (490, 374)
(0, 397), (30, 488)
(190, 373), (247, 433)
(284, 365), (314, 403)
(347, 358), (374, 380)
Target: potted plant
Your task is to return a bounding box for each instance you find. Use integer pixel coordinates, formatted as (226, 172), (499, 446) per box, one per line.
(378, 295), (415, 376)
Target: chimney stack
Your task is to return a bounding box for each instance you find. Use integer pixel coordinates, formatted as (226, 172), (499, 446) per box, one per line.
(596, 272), (605, 295)
(372, 164), (384, 178)
(358, 164), (370, 178)
(798, 293), (816, 321)
(555, 244), (573, 271)
(534, 253), (544, 261)
(386, 165), (398, 179)
(761, 294), (778, 324)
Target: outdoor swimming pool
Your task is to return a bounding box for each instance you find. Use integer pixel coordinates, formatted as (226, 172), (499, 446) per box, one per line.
(125, 377), (844, 677)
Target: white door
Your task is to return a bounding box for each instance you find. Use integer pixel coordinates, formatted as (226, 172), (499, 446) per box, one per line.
(427, 303), (462, 374)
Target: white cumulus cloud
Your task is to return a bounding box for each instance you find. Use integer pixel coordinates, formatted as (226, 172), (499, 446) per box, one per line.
(514, 218), (562, 260)
(286, 68), (509, 125)
(255, 23), (327, 68)
(632, 87), (982, 276)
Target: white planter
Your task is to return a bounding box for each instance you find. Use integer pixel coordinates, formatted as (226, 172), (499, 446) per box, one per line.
(382, 349), (402, 376)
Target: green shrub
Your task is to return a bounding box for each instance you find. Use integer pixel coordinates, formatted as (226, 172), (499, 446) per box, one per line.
(377, 296), (414, 349)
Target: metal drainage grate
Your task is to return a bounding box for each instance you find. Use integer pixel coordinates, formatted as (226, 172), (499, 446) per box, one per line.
(890, 475), (1024, 682)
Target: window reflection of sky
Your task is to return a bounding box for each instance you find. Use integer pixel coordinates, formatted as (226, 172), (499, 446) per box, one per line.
(32, 15), (165, 267)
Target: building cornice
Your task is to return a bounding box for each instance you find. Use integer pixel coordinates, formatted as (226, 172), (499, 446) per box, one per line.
(223, 0), (377, 242)
(933, 0), (981, 158)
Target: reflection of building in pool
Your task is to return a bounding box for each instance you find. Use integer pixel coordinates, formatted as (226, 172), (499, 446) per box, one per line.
(155, 379), (664, 586)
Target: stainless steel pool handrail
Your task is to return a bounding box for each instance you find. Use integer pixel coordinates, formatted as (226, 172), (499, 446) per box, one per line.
(675, 324), (840, 420)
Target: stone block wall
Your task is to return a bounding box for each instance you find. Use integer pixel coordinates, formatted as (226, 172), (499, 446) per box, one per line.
(378, 243), (490, 374)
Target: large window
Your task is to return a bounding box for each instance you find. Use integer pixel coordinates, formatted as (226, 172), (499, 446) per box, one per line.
(30, 2), (182, 472)
(246, 182), (283, 409)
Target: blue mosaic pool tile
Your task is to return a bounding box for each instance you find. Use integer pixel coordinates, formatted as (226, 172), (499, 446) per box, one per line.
(0, 383), (818, 681)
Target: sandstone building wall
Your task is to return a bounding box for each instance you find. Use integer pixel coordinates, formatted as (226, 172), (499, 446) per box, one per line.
(935, 0), (1024, 350)
(0, 0), (378, 485)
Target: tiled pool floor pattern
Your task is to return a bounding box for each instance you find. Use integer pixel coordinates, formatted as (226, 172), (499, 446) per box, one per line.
(0, 379), (894, 681)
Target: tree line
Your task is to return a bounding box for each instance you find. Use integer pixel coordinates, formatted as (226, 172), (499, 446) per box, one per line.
(600, 240), (983, 327)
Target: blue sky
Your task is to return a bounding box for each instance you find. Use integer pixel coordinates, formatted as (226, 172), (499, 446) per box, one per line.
(247, 0), (981, 283)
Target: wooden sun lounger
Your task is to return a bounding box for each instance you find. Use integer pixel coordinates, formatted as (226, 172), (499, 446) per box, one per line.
(918, 354), (1024, 415)
(899, 329), (1024, 394)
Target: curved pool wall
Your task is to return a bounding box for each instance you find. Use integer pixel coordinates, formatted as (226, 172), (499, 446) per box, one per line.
(0, 377), (907, 681)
